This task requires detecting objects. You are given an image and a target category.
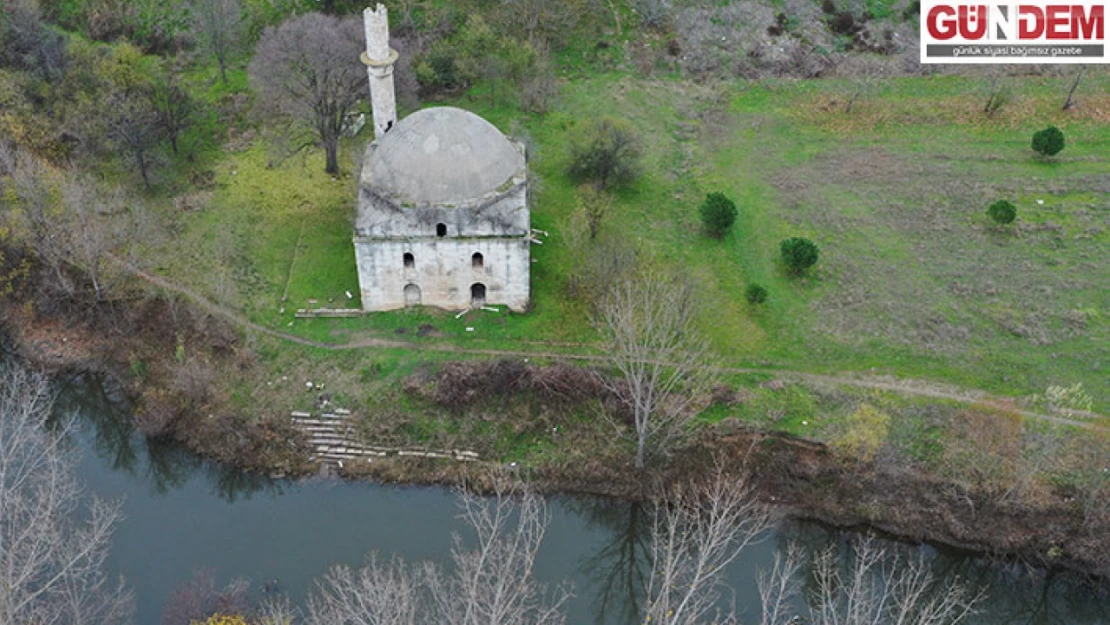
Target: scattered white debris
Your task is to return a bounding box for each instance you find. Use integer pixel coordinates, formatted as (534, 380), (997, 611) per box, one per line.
(455, 309), (469, 319)
(345, 291), (353, 299)
(465, 327), (475, 332)
(279, 306), (285, 314)
(337, 460), (343, 469)
(287, 322), (294, 327)
(481, 306), (499, 313)
(802, 420), (808, 425)
(306, 381), (314, 389)
(1037, 199), (1045, 205)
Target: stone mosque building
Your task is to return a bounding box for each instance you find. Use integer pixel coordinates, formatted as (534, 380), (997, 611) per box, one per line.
(353, 4), (531, 312)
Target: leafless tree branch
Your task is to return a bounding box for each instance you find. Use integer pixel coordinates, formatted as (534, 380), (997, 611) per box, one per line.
(592, 272), (716, 468)
(0, 365), (134, 625)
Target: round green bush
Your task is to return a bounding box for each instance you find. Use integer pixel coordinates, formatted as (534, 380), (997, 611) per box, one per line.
(1031, 126), (1065, 158)
(698, 192), (738, 238)
(745, 284), (768, 304)
(987, 199), (1016, 225)
(780, 237), (820, 275)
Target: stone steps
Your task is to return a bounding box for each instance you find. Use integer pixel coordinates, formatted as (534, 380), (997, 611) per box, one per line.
(291, 409), (480, 467)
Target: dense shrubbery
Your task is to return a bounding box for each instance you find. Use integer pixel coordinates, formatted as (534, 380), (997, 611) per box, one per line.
(987, 199), (1016, 225)
(567, 117), (642, 190)
(780, 237), (820, 275)
(745, 283), (768, 304)
(1032, 125), (1065, 158)
(698, 191), (738, 238)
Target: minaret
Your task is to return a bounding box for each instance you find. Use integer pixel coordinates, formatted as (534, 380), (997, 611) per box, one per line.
(362, 4), (398, 140)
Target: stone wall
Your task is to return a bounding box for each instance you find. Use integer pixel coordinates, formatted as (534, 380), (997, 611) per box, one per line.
(354, 236), (530, 311)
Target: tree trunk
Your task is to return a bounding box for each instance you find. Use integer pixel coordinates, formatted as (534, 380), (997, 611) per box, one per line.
(324, 140), (339, 175)
(1063, 67), (1085, 110)
(136, 149), (152, 191)
(218, 54), (228, 85)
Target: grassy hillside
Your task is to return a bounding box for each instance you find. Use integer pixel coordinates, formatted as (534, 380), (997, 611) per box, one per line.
(142, 72), (1109, 408)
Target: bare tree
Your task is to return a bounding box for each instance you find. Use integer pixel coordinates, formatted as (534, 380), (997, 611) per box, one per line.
(1072, 432), (1110, 532)
(59, 178), (131, 302)
(520, 53), (557, 116)
(592, 272), (714, 468)
(162, 570), (252, 625)
(757, 546), (804, 625)
(105, 90), (163, 191)
(306, 555), (420, 625)
(567, 117), (642, 191)
(0, 365), (134, 625)
(562, 211), (639, 306)
(1, 143), (76, 296)
(255, 593), (298, 625)
(982, 70), (1012, 117)
(807, 537), (981, 625)
(305, 481), (569, 625)
(190, 0), (242, 84)
(2, 145), (140, 302)
(999, 421), (1069, 504)
(642, 464), (772, 625)
(495, 0), (580, 46)
(837, 56), (886, 114)
(1062, 66), (1086, 110)
(148, 72), (196, 155)
(428, 485), (569, 625)
(576, 183), (611, 241)
(249, 13), (366, 175)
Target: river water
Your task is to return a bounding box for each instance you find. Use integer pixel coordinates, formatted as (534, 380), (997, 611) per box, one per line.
(56, 373), (1109, 625)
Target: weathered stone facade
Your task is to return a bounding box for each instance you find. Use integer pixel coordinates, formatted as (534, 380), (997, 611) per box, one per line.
(353, 107), (530, 312)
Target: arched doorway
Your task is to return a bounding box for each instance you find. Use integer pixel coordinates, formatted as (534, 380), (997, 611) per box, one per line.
(470, 283), (486, 306)
(404, 283), (421, 307)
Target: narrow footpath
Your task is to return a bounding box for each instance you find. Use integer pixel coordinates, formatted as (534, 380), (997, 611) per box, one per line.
(114, 256), (1107, 431)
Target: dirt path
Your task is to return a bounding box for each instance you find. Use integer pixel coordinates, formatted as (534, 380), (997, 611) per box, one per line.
(118, 258), (1106, 430)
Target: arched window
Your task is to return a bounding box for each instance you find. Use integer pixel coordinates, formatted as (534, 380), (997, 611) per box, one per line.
(472, 252), (484, 268)
(436, 223), (447, 237)
(403, 252), (414, 268)
(470, 283), (487, 306)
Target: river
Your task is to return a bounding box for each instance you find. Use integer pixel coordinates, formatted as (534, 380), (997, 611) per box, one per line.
(56, 372), (1109, 625)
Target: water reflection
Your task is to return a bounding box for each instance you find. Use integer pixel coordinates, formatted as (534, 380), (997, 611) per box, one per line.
(53, 373), (282, 502)
(564, 499), (652, 625)
(54, 371), (1110, 625)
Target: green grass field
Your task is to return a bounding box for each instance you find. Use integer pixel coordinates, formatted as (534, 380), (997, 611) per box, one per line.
(145, 72), (1109, 410)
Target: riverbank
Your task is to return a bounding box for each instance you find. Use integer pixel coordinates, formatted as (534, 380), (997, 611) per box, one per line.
(4, 293), (1108, 584)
